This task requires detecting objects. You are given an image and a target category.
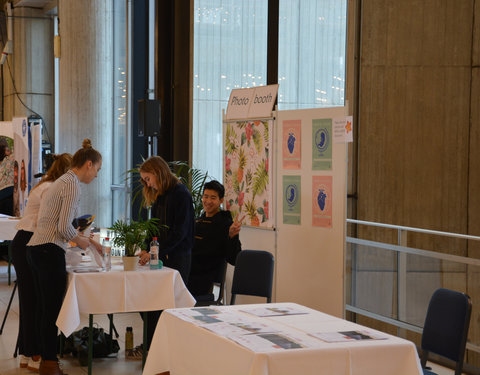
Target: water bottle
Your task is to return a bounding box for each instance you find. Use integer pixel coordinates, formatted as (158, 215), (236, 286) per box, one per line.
(125, 326), (134, 354)
(149, 237), (162, 269)
(102, 237), (112, 271)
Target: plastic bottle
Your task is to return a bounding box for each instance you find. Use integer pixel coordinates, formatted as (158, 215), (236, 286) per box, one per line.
(102, 237), (112, 271)
(149, 237), (162, 269)
(125, 326), (133, 352)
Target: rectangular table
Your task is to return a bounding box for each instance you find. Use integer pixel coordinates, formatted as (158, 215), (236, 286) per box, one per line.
(57, 260), (196, 374)
(0, 214), (19, 284)
(143, 303), (422, 375)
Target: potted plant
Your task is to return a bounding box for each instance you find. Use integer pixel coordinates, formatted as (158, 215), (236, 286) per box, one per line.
(109, 218), (160, 271)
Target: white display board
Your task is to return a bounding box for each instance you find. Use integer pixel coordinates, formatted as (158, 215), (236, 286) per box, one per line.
(236, 107), (347, 318)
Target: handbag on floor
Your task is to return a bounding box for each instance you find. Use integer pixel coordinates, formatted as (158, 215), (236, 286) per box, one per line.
(59, 325), (120, 366)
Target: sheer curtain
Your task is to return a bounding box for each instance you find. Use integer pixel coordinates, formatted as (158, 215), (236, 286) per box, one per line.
(193, 0), (268, 182)
(278, 0), (347, 110)
(193, 0), (347, 180)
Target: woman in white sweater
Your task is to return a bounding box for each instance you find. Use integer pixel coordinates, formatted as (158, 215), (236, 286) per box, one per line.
(26, 139), (102, 375)
(11, 153), (72, 372)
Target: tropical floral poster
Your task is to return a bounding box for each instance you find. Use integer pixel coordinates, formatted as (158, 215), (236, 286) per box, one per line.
(224, 120), (273, 228)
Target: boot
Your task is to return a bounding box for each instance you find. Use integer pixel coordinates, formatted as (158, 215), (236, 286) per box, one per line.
(39, 360), (67, 375)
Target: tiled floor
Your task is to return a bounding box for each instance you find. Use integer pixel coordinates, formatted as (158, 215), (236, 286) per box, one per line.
(0, 260), (457, 375)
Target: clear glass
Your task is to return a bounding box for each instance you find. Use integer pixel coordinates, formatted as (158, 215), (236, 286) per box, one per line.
(278, 0), (347, 109)
(192, 0), (268, 182)
(112, 0), (128, 223)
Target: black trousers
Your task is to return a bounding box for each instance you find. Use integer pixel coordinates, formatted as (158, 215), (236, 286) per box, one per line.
(142, 251), (191, 350)
(26, 243), (67, 361)
(11, 230), (39, 357)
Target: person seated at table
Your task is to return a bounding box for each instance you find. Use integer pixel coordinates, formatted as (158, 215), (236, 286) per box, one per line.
(0, 142), (15, 215)
(11, 153), (72, 372)
(187, 180), (242, 298)
(27, 139), (102, 375)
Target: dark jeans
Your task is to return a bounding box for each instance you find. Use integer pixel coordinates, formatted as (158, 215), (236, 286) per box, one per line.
(142, 251), (191, 350)
(26, 243), (67, 361)
(11, 230), (39, 357)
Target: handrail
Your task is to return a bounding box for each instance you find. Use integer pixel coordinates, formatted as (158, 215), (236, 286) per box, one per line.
(346, 218), (480, 356)
(347, 237), (480, 266)
(347, 218), (480, 241)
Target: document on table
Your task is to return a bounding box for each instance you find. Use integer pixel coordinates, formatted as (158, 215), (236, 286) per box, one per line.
(240, 305), (310, 317)
(167, 307), (325, 352)
(311, 330), (387, 342)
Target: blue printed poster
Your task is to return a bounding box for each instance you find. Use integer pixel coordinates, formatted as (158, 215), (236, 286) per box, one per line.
(283, 175), (301, 225)
(312, 119), (332, 170)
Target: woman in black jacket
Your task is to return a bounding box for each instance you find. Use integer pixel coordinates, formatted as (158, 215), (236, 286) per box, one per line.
(137, 156), (194, 351)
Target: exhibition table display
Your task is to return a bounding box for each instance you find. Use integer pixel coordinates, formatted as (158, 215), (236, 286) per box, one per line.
(57, 258), (195, 375)
(143, 302), (422, 375)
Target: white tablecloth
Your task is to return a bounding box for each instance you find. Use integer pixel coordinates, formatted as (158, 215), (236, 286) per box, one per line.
(143, 303), (422, 375)
(0, 215), (19, 240)
(56, 262), (196, 337)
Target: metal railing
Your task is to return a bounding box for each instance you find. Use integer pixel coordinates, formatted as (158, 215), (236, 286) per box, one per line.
(346, 218), (480, 354)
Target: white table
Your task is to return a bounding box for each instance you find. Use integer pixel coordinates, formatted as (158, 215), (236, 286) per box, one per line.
(0, 215), (18, 241)
(57, 260), (196, 375)
(143, 303), (422, 375)
(57, 261), (196, 336)
(0, 214), (19, 284)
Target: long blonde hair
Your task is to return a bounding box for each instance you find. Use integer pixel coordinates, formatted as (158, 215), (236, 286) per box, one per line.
(139, 156), (179, 206)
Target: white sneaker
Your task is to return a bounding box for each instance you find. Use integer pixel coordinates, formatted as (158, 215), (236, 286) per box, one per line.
(19, 355), (30, 368)
(27, 357), (41, 372)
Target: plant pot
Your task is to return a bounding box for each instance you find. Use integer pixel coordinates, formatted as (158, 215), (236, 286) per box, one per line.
(122, 256), (137, 271)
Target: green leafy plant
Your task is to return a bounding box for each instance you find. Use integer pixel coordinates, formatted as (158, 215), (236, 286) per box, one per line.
(109, 218), (160, 256)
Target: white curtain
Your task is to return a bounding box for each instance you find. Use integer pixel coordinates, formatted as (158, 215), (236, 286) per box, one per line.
(193, 0), (347, 181)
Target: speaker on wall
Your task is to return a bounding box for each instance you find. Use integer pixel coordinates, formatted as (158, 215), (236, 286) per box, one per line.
(138, 99), (161, 136)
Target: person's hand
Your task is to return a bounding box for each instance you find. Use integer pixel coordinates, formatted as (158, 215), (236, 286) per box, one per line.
(138, 250), (150, 266)
(72, 234), (90, 250)
(89, 238), (103, 256)
(229, 215), (244, 238)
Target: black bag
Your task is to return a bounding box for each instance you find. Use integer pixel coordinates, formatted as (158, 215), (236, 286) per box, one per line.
(60, 326), (120, 366)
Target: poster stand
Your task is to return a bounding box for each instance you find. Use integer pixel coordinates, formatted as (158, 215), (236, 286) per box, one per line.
(223, 106), (348, 318)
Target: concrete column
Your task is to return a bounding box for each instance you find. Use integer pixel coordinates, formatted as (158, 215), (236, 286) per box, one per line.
(4, 6), (53, 134)
(58, 0), (113, 227)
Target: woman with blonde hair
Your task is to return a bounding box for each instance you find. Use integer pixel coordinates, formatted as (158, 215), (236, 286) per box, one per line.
(27, 139), (102, 375)
(137, 155), (194, 353)
(11, 153), (73, 371)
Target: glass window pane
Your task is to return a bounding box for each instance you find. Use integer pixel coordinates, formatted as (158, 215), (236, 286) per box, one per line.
(278, 0), (347, 109)
(193, 0), (268, 182)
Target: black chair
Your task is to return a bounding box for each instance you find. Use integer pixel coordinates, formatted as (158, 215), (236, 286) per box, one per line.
(230, 250), (274, 305)
(420, 288), (472, 375)
(194, 261), (228, 306)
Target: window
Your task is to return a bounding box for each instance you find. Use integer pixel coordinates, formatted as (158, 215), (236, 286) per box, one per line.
(278, 0), (347, 109)
(193, 0), (268, 182)
(111, 0), (129, 222)
(192, 0), (347, 181)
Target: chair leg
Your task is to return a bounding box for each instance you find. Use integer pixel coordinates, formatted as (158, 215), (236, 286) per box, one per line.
(0, 280), (17, 334)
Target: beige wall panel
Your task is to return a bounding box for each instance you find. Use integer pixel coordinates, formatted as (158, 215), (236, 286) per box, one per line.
(359, 0), (387, 65)
(467, 68), (480, 366)
(474, 1), (480, 65)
